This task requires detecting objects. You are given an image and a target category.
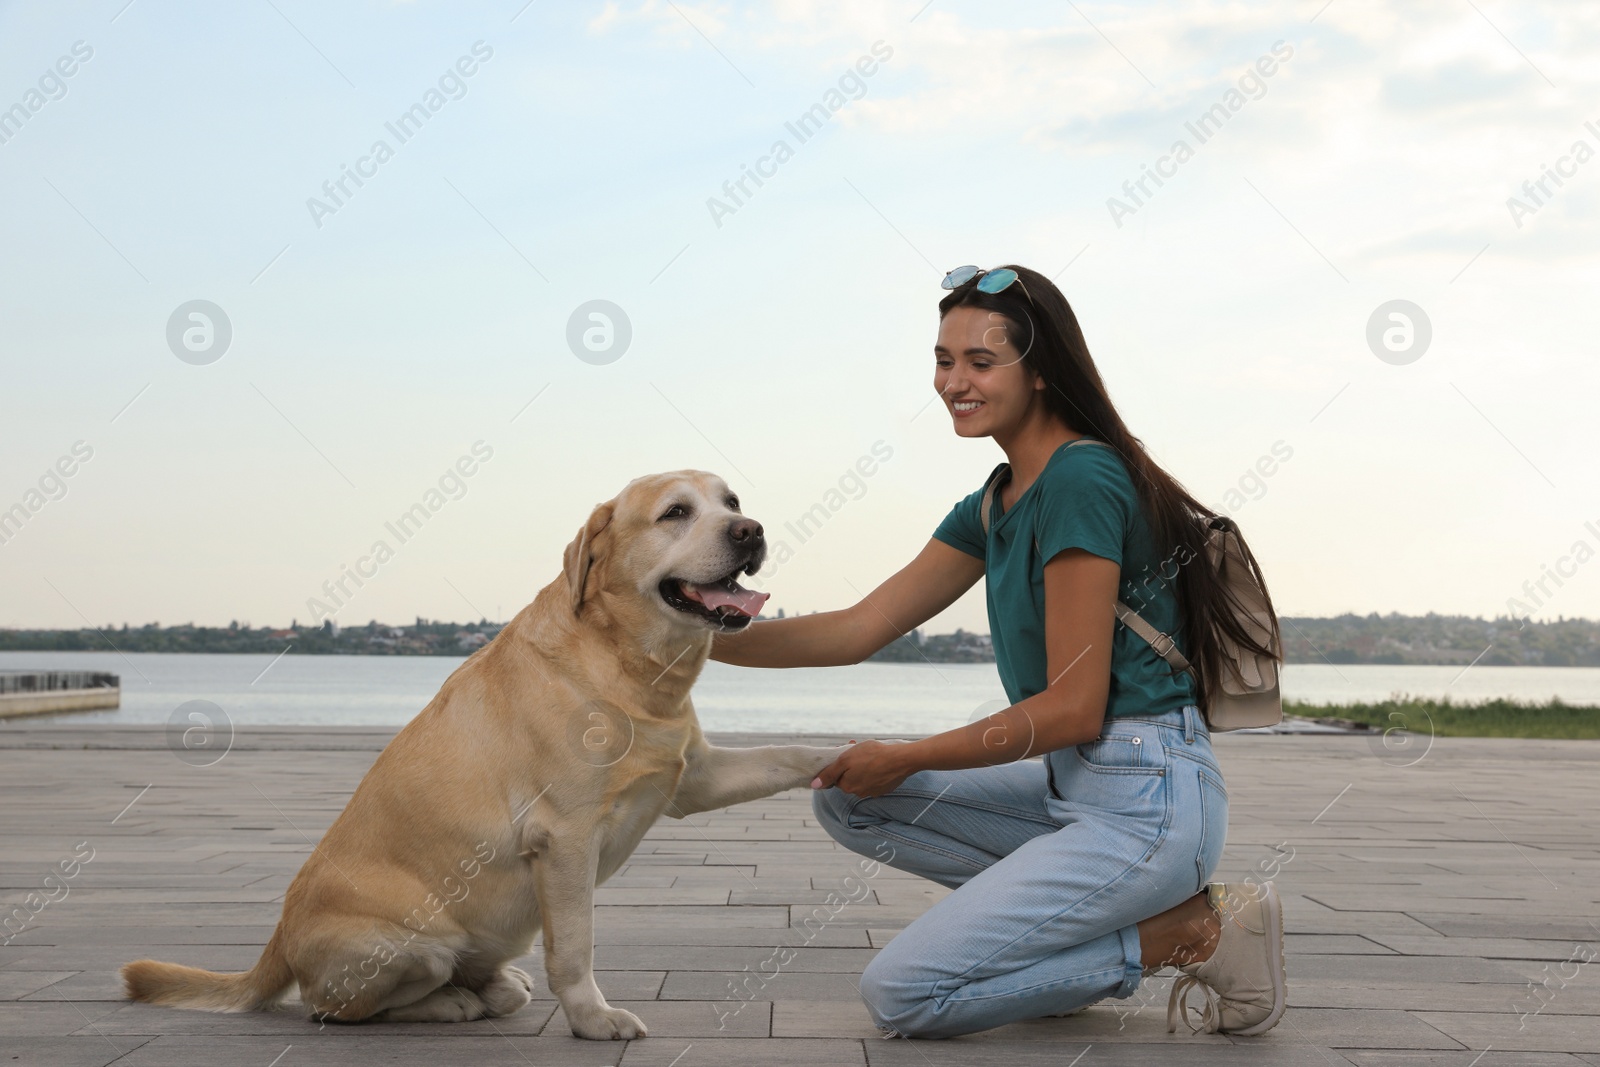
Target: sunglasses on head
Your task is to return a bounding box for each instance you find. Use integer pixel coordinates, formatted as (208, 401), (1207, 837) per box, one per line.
(940, 265), (1030, 301)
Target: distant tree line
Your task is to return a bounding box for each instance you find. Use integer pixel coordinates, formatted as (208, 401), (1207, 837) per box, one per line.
(1275, 613), (1600, 667)
(3, 613), (1597, 667)
(0, 618), (501, 657)
(867, 629), (994, 664)
(866, 613), (1600, 667)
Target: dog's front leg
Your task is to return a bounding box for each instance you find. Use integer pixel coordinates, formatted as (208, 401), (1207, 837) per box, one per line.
(667, 735), (848, 818)
(534, 837), (647, 1040)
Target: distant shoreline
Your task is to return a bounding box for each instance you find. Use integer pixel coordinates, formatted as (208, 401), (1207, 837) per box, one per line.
(1, 612), (1597, 668)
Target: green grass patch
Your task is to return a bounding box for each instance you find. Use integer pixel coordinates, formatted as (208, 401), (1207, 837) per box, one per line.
(1285, 695), (1600, 739)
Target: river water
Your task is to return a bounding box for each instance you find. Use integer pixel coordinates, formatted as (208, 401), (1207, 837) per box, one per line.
(3, 652), (1597, 734)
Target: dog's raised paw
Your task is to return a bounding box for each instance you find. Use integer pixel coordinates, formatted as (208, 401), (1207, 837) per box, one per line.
(569, 1005), (648, 1040)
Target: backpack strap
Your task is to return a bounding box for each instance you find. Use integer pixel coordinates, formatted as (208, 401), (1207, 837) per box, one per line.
(975, 438), (1194, 677)
(1114, 602), (1192, 673)
(978, 464), (1008, 537)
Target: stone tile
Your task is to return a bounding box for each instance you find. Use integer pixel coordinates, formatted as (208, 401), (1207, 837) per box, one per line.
(1412, 1010), (1600, 1054)
(618, 1038), (866, 1065)
(591, 945), (878, 973)
(1408, 914), (1600, 941)
(592, 926), (867, 948)
(1342, 1053), (1587, 1066)
(557, 999), (771, 1039)
(111, 1035), (625, 1066)
(1291, 980), (1600, 1016)
(1232, 1007), (1465, 1049)
(1286, 934), (1399, 955)
(603, 875), (678, 889)
(1366, 935), (1599, 961)
(0, 1001), (125, 1037)
(524, 968), (666, 1003)
(83, 1000), (559, 1037)
(728, 888), (877, 905)
(2, 1036), (154, 1067)
(595, 888), (731, 906)
(594, 905), (789, 928)
(1289, 912), (1444, 938)
(24, 924), (279, 946)
(863, 1043), (1345, 1066)
(661, 970), (865, 1004)
(1287, 953), (1534, 984)
(5, 945), (262, 972)
(0, 971), (76, 1000)
(1304, 893), (1539, 914)
(771, 1000), (879, 1039)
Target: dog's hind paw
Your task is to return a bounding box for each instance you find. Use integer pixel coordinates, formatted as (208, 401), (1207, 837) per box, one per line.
(375, 985), (486, 1023)
(568, 1004), (648, 1040)
(480, 968), (535, 1017)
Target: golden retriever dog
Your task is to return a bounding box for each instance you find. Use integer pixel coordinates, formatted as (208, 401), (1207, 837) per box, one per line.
(122, 471), (845, 1039)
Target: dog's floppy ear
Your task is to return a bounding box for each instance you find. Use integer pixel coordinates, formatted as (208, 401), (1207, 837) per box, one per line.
(563, 501), (615, 614)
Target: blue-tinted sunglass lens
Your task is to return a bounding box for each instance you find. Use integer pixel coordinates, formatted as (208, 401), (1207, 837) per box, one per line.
(942, 265), (980, 290)
(976, 268), (1018, 294)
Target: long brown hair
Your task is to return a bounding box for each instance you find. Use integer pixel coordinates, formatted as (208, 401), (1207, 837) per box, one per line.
(938, 264), (1280, 703)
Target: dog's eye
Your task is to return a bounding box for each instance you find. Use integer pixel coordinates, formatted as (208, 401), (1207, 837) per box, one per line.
(726, 496), (740, 511)
(659, 504), (689, 521)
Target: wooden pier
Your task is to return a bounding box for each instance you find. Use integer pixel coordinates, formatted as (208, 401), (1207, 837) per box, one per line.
(0, 671), (119, 718)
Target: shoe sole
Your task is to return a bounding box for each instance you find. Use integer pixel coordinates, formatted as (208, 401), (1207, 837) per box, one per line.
(1228, 881), (1287, 1036)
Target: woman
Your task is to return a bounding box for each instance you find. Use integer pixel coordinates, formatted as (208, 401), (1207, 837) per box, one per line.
(710, 264), (1286, 1039)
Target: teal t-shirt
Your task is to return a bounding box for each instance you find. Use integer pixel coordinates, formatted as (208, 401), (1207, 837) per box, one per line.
(932, 439), (1195, 719)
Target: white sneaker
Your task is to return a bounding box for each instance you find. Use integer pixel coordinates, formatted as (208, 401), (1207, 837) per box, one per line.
(1166, 880), (1287, 1036)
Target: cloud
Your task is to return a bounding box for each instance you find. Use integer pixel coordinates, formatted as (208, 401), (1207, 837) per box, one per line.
(1379, 59), (1529, 115)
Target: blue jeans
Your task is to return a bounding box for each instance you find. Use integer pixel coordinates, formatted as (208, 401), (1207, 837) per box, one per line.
(811, 704), (1228, 1038)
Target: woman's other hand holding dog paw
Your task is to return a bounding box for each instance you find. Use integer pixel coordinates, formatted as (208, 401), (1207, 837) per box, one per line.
(811, 739), (917, 798)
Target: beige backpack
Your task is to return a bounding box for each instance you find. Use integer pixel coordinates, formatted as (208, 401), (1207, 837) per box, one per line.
(977, 439), (1282, 731)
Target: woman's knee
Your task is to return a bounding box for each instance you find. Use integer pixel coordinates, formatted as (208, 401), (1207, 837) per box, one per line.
(859, 951), (922, 1036)
(858, 941), (958, 1039)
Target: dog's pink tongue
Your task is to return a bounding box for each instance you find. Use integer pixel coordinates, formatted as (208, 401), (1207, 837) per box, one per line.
(686, 581), (769, 617)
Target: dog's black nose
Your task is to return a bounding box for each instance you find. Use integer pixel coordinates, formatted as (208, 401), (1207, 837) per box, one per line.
(728, 518), (764, 545)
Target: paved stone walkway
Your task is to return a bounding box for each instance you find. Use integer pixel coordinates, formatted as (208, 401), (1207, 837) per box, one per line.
(2, 724), (1597, 1066)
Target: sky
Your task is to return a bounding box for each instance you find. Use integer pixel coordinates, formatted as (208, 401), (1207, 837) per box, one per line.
(1, 0), (1597, 636)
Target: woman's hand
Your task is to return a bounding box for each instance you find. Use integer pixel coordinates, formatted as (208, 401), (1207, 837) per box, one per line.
(811, 740), (917, 798)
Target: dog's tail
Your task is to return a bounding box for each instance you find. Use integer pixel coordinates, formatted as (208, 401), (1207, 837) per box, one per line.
(122, 927), (293, 1012)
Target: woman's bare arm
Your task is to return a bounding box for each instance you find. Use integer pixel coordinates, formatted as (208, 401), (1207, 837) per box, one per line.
(812, 547), (1119, 796)
(709, 539), (985, 669)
